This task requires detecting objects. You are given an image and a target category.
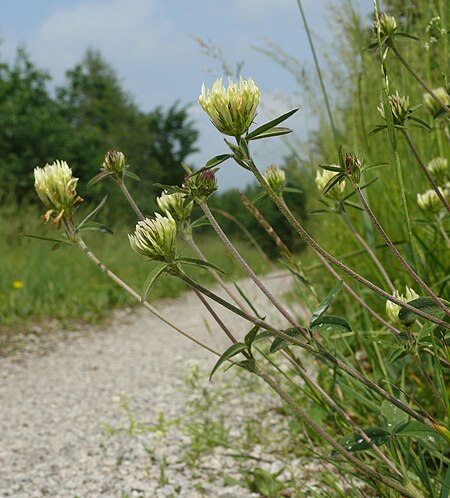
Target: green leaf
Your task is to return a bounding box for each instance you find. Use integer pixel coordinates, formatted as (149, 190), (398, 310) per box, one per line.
(248, 126), (292, 140)
(210, 342), (247, 380)
(310, 315), (352, 333)
(239, 138), (249, 159)
(124, 170), (141, 182)
(246, 108), (299, 140)
(323, 173), (345, 195)
(176, 257), (224, 273)
(87, 170), (114, 187)
(77, 195), (108, 230)
(24, 233), (73, 246)
(237, 358), (257, 373)
(269, 328), (302, 353)
(153, 183), (186, 194)
(387, 345), (408, 364)
(310, 280), (344, 324)
(319, 164), (342, 173)
(338, 144), (345, 169)
(204, 153), (232, 169)
(394, 32), (420, 41)
(331, 427), (391, 456)
(381, 400), (408, 430)
(363, 162), (388, 172)
(408, 115), (432, 130)
(190, 216), (210, 229)
(283, 186), (303, 194)
(142, 263), (168, 301)
(244, 325), (260, 350)
(394, 421), (444, 443)
(368, 124), (388, 136)
(398, 297), (448, 322)
(77, 221), (113, 234)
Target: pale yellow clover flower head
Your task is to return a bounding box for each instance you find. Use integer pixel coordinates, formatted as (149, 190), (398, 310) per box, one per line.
(386, 286), (419, 328)
(34, 160), (81, 222)
(128, 213), (177, 263)
(373, 12), (398, 39)
(101, 150), (127, 176)
(417, 188), (445, 214)
(427, 157), (448, 179)
(315, 168), (345, 200)
(377, 92), (410, 125)
(263, 165), (286, 196)
(199, 77), (260, 137)
(156, 192), (193, 224)
(423, 87), (449, 116)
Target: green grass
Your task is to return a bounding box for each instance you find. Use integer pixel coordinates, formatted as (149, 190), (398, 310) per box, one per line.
(0, 202), (270, 329)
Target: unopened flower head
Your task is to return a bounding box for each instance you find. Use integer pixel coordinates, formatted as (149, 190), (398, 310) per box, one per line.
(427, 157), (448, 182)
(263, 165), (285, 195)
(128, 214), (177, 262)
(423, 87), (449, 116)
(157, 192), (193, 224)
(199, 77), (260, 137)
(373, 12), (398, 40)
(316, 168), (345, 200)
(184, 169), (218, 203)
(417, 188), (445, 213)
(34, 160), (82, 222)
(386, 286), (419, 328)
(378, 92), (410, 125)
(102, 150), (127, 176)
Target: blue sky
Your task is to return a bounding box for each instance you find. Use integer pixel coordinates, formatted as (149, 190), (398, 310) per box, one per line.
(2, 0), (371, 189)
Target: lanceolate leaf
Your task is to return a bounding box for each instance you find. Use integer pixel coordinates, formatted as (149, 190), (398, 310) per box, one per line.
(210, 342), (247, 380)
(205, 154), (232, 169)
(269, 328), (302, 353)
(330, 427), (391, 456)
(77, 221), (113, 234)
(87, 170), (114, 187)
(310, 280), (344, 325)
(248, 127), (293, 140)
(394, 421), (445, 443)
(244, 325), (261, 350)
(398, 297), (449, 322)
(124, 170), (141, 182)
(310, 315), (352, 333)
(77, 195), (108, 230)
(176, 257), (224, 273)
(142, 263), (168, 302)
(24, 233), (73, 246)
(246, 108), (299, 140)
(323, 173), (345, 195)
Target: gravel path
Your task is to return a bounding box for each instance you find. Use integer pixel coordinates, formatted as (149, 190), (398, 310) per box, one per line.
(0, 273), (302, 498)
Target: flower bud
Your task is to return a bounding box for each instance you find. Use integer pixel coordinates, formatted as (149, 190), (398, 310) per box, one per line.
(199, 77), (260, 137)
(423, 87), (450, 116)
(315, 168), (345, 200)
(184, 170), (218, 203)
(102, 150), (127, 176)
(156, 192), (193, 224)
(417, 188), (445, 213)
(34, 160), (82, 223)
(386, 286), (419, 328)
(263, 165), (285, 196)
(378, 92), (410, 125)
(344, 153), (362, 182)
(373, 12), (398, 40)
(128, 214), (177, 262)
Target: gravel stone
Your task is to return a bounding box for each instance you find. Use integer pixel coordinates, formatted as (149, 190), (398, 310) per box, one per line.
(0, 273), (302, 497)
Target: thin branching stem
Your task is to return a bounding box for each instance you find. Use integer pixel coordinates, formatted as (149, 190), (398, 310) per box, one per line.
(199, 201), (309, 338)
(340, 205), (395, 292)
(282, 353), (404, 478)
(245, 157), (450, 329)
(390, 44), (450, 116)
(118, 179), (145, 221)
(353, 184), (450, 317)
(401, 129), (450, 214)
(258, 370), (420, 498)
